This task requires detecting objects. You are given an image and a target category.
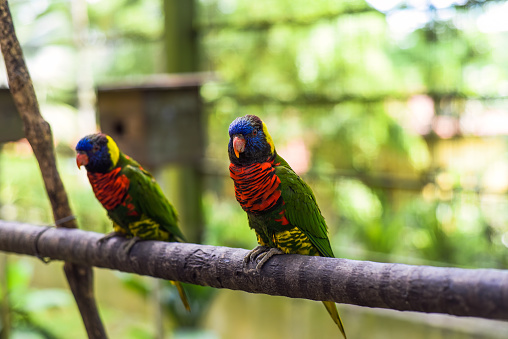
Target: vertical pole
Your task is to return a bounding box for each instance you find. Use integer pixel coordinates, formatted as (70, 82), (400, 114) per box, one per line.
(175, 165), (204, 244)
(157, 2), (204, 335)
(157, 164), (204, 244)
(163, 0), (204, 244)
(164, 0), (198, 73)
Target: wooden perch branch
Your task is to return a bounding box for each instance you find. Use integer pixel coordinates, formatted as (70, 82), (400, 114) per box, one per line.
(0, 2), (107, 338)
(1, 220), (508, 321)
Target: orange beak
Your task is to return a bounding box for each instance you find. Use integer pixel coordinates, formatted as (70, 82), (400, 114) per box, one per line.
(233, 135), (246, 158)
(76, 153), (89, 169)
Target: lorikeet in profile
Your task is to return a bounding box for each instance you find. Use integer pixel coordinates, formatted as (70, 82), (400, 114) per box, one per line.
(228, 115), (346, 338)
(75, 133), (190, 311)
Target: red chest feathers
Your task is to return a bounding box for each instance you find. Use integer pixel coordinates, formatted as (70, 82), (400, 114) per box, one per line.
(87, 167), (130, 210)
(229, 161), (281, 213)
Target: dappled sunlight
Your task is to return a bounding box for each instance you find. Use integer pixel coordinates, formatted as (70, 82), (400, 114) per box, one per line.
(277, 138), (310, 175)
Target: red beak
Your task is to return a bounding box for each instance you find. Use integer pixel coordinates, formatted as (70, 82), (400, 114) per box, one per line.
(233, 136), (246, 158)
(76, 153), (89, 169)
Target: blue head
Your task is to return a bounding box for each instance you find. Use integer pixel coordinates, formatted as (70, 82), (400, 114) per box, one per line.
(228, 115), (275, 166)
(75, 133), (120, 173)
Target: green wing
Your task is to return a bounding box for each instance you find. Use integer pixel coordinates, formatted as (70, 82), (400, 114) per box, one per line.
(121, 164), (186, 242)
(275, 164), (334, 258)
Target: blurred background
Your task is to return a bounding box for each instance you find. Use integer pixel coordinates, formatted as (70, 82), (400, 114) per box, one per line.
(1, 0), (508, 338)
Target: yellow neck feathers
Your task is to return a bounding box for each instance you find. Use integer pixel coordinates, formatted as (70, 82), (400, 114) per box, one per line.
(262, 122), (275, 154)
(106, 135), (120, 167)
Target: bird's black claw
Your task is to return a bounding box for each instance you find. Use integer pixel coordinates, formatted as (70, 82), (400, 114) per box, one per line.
(254, 247), (284, 271)
(97, 232), (123, 246)
(121, 236), (141, 256)
(243, 246), (269, 265)
(243, 246), (283, 272)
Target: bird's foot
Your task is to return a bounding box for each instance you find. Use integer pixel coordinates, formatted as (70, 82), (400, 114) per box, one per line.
(97, 231), (124, 246)
(243, 245), (270, 265)
(243, 246), (284, 273)
(255, 247), (284, 270)
(121, 236), (141, 256)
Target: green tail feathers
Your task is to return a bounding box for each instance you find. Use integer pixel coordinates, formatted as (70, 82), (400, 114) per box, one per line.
(322, 301), (346, 339)
(171, 280), (191, 312)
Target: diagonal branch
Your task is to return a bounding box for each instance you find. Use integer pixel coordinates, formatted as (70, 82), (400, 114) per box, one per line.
(0, 2), (74, 228)
(1, 220), (507, 321)
(0, 2), (107, 338)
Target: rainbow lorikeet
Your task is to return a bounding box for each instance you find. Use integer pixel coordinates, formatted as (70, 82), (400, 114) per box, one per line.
(75, 133), (190, 311)
(228, 115), (346, 338)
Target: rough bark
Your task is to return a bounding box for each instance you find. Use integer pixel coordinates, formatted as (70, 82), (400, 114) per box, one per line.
(0, 3), (107, 338)
(1, 220), (508, 321)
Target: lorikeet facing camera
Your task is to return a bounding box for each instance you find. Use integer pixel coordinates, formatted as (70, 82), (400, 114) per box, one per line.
(228, 115), (346, 338)
(76, 133), (190, 311)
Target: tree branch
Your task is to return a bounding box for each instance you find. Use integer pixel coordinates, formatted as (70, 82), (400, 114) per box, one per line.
(0, 2), (107, 338)
(1, 220), (507, 321)
(0, 2), (74, 228)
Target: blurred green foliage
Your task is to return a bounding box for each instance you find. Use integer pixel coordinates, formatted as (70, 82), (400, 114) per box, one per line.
(0, 257), (70, 339)
(199, 0), (508, 271)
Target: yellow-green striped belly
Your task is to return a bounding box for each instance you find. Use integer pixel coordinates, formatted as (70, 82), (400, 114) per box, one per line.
(272, 227), (319, 256)
(128, 217), (171, 241)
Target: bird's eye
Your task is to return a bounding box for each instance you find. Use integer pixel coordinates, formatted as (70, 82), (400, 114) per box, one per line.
(92, 145), (100, 153)
(252, 129), (258, 136)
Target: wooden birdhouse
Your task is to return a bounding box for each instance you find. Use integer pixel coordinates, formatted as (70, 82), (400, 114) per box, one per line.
(0, 88), (24, 143)
(96, 74), (204, 169)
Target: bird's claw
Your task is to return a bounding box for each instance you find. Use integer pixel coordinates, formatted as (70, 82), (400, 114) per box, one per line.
(97, 233), (140, 257)
(121, 236), (141, 256)
(243, 246), (284, 272)
(254, 247), (284, 270)
(97, 231), (123, 245)
(243, 245), (269, 265)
